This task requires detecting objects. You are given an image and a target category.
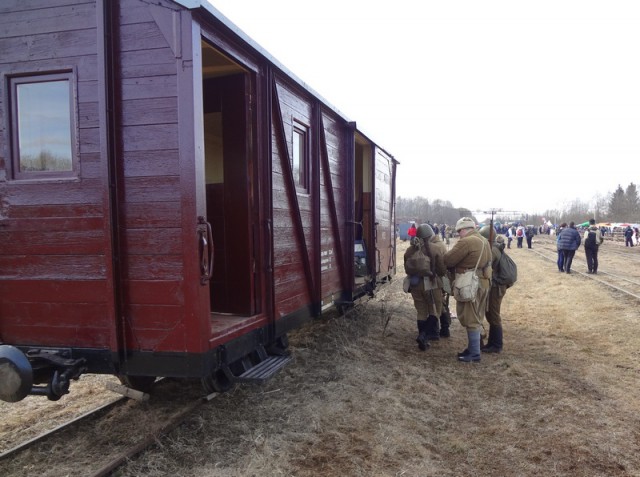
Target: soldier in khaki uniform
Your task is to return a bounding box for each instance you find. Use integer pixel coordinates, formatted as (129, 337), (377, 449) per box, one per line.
(443, 217), (492, 362)
(423, 224), (449, 340)
(479, 225), (507, 353)
(404, 224), (447, 351)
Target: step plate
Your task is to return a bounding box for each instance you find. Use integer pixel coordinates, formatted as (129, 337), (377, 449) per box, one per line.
(235, 355), (293, 383)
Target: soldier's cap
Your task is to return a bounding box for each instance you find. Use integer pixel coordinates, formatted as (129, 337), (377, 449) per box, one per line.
(455, 217), (476, 232)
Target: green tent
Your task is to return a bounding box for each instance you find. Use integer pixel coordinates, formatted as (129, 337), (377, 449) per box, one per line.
(577, 221), (590, 227)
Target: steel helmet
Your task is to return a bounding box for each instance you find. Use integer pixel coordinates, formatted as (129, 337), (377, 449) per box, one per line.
(479, 225), (492, 239)
(416, 223), (434, 239)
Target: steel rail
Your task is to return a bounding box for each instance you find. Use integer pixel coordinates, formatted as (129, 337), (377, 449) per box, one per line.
(528, 249), (640, 301)
(0, 396), (126, 461)
(88, 392), (218, 477)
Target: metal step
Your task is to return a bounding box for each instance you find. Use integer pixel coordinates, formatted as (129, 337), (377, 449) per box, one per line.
(234, 355), (293, 383)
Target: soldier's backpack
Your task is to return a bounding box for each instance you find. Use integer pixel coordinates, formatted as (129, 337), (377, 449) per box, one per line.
(404, 239), (432, 277)
(493, 250), (517, 288)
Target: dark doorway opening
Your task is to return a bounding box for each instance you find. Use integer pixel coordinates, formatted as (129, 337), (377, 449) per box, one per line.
(201, 42), (258, 318)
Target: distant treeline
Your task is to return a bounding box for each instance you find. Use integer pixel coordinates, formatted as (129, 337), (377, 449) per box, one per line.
(397, 182), (640, 227)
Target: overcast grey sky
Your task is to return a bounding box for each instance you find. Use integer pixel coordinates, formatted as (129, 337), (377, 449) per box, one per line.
(209, 0), (640, 215)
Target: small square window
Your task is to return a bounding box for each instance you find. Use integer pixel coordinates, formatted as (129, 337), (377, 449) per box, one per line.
(292, 124), (308, 192)
(8, 72), (76, 180)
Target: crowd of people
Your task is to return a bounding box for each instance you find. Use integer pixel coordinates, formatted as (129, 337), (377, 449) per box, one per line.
(401, 214), (631, 362)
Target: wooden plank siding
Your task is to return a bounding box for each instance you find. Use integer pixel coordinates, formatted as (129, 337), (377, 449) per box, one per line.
(318, 111), (349, 303)
(373, 148), (396, 279)
(0, 0), (114, 349)
(271, 80), (315, 318)
(115, 0), (191, 352)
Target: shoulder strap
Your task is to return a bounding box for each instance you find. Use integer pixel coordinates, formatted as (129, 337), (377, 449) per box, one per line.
(472, 236), (485, 272)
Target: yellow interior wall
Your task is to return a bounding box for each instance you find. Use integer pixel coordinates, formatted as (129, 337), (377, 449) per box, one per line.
(204, 112), (223, 184)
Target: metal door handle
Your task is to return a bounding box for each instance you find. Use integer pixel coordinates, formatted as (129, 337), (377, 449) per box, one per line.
(197, 216), (214, 285)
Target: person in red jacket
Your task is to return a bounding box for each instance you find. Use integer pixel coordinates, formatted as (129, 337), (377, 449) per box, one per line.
(407, 223), (417, 239)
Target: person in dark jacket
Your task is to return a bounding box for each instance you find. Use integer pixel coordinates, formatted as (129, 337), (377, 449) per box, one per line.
(556, 223), (567, 272)
(557, 221), (581, 273)
(525, 226), (534, 249)
(624, 226), (634, 247)
(583, 218), (603, 274)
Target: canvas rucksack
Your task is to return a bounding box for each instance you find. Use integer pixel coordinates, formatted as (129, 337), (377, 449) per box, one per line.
(404, 239), (432, 277)
(493, 250), (517, 288)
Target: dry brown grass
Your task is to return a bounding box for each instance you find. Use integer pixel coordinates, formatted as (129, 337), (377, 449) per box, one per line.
(3, 238), (640, 476)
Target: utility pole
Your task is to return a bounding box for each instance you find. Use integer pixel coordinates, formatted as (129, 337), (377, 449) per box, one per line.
(482, 208), (501, 243)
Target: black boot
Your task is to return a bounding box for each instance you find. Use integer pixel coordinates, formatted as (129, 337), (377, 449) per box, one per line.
(416, 320), (429, 351)
(482, 325), (503, 353)
(481, 326), (494, 351)
(439, 312), (451, 338)
(425, 315), (440, 341)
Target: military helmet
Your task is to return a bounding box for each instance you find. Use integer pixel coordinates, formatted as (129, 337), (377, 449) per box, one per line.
(479, 225), (492, 239)
(416, 223), (434, 239)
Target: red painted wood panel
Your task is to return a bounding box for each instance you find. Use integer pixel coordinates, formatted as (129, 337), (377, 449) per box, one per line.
(123, 280), (184, 306)
(0, 280), (108, 303)
(0, 0), (92, 14)
(121, 97), (178, 126)
(123, 149), (179, 178)
(0, 255), (107, 280)
(3, 179), (103, 206)
(122, 202), (181, 228)
(126, 304), (182, 330)
(0, 3), (96, 37)
(2, 302), (110, 328)
(124, 255), (183, 281)
(122, 76), (177, 101)
(120, 47), (177, 78)
(0, 229), (105, 255)
(123, 176), (181, 203)
(124, 228), (182, 255)
(1, 323), (110, 348)
(0, 29), (97, 64)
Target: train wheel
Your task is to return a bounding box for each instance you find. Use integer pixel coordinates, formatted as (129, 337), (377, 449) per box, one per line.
(118, 375), (156, 393)
(201, 368), (233, 394)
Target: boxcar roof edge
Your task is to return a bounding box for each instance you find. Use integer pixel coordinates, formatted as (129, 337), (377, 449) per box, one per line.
(174, 0), (394, 157)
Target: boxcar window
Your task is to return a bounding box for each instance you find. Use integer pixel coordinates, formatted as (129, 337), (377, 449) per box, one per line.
(9, 72), (76, 179)
(292, 124), (308, 192)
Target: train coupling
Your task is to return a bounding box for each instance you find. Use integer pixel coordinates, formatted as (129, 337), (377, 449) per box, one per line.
(0, 346), (87, 402)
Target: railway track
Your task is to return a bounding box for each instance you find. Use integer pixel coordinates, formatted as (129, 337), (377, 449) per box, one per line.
(0, 396), (127, 461)
(1, 379), (216, 477)
(526, 235), (640, 301)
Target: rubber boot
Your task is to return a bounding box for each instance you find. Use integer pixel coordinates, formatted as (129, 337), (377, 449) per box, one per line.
(425, 315), (440, 341)
(439, 313), (450, 338)
(416, 320), (429, 351)
(482, 325), (503, 353)
(458, 329), (481, 362)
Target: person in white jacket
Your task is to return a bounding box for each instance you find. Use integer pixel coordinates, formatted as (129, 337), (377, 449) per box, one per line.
(506, 226), (515, 249)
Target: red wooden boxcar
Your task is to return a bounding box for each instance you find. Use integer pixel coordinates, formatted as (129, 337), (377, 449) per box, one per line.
(0, 0), (397, 402)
